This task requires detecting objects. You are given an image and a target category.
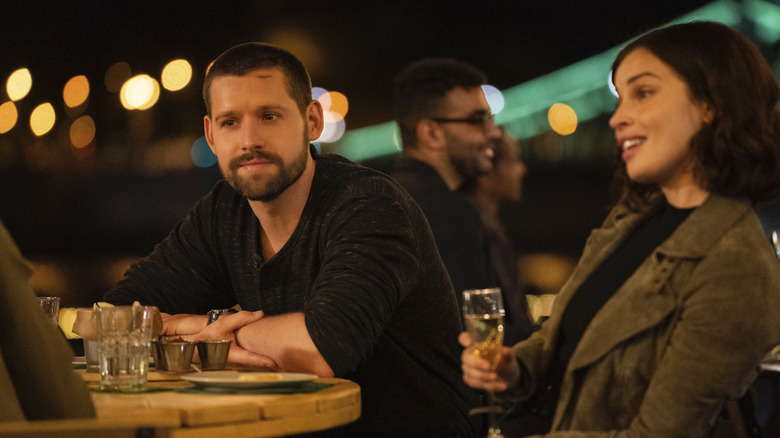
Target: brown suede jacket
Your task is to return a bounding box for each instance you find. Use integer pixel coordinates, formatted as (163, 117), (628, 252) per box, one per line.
(512, 194), (780, 437)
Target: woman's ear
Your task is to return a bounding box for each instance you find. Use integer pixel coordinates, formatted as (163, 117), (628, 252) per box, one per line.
(701, 102), (716, 124)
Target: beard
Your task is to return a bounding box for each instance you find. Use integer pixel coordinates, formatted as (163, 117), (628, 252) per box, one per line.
(222, 141), (310, 202)
(446, 134), (493, 184)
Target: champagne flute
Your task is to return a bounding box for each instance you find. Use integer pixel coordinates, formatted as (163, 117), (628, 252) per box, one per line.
(463, 288), (505, 438)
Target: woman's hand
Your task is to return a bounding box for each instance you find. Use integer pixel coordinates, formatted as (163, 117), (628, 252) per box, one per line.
(459, 332), (520, 391)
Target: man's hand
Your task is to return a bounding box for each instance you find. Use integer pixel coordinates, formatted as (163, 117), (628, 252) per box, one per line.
(161, 313), (209, 336)
(188, 311), (277, 370)
(459, 332), (520, 392)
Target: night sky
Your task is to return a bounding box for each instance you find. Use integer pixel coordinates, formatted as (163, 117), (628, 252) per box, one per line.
(0, 1), (713, 131)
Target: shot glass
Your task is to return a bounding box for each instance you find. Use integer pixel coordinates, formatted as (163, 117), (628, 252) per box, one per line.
(36, 296), (60, 327)
(96, 305), (154, 392)
(153, 337), (196, 372)
(197, 340), (231, 370)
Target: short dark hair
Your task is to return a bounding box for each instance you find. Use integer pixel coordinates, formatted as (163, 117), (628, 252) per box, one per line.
(393, 58), (487, 148)
(611, 21), (780, 210)
(202, 42), (312, 117)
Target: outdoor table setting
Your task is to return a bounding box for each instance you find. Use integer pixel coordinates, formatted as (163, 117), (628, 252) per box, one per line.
(76, 369), (361, 438)
(66, 303), (361, 437)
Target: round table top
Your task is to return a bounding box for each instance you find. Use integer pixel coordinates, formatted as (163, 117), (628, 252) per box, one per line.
(79, 369), (361, 437)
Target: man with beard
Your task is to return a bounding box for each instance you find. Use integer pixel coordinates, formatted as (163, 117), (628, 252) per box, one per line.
(390, 58), (502, 305)
(104, 43), (478, 437)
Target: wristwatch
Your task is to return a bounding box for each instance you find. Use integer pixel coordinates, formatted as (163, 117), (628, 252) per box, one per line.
(206, 308), (237, 325)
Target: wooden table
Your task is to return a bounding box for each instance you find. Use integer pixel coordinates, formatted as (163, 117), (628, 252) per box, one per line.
(78, 370), (361, 438)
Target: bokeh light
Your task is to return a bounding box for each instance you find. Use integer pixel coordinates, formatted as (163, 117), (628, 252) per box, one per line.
(135, 78), (161, 110)
(548, 103), (578, 136)
(161, 59), (192, 91)
(312, 87), (348, 142)
(120, 74), (160, 110)
(30, 102), (56, 136)
(105, 62), (132, 93)
(63, 75), (90, 108)
(317, 91), (331, 109)
(608, 71), (618, 98)
(317, 91), (348, 122)
(0, 101), (18, 134)
(482, 85), (505, 114)
(191, 136), (217, 168)
(311, 86), (328, 100)
(7, 68), (32, 101)
(71, 137), (95, 160)
(317, 113), (346, 143)
(69, 115), (96, 148)
(393, 130), (402, 151)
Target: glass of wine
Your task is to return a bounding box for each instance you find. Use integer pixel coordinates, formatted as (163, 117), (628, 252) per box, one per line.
(463, 288), (505, 438)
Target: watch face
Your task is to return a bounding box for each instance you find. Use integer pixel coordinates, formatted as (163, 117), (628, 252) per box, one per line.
(207, 308), (237, 324)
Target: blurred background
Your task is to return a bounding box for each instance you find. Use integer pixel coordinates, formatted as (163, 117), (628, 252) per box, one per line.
(1, 0), (779, 307)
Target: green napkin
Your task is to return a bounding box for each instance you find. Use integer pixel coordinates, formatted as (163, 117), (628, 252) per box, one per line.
(91, 386), (174, 394)
(177, 381), (332, 395)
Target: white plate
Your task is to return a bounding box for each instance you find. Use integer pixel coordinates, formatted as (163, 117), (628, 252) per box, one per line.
(181, 371), (318, 389)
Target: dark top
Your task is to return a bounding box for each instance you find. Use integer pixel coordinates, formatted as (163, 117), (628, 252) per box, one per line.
(390, 157), (497, 305)
(551, 201), (695, 391)
(105, 150), (478, 437)
(474, 207), (534, 345)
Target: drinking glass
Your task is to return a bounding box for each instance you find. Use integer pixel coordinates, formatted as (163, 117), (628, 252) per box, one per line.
(83, 338), (100, 373)
(96, 305), (154, 392)
(463, 288), (505, 438)
(36, 296), (60, 327)
(772, 230), (780, 259)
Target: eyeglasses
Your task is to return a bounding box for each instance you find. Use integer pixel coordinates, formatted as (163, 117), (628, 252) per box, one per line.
(429, 112), (495, 131)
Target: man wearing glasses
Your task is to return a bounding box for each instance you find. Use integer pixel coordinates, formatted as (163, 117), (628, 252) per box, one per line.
(391, 58), (502, 306)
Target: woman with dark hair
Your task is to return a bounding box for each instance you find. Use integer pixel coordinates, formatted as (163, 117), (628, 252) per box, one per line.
(460, 21), (780, 437)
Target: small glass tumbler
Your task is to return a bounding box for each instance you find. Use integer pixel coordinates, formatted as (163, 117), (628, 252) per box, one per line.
(197, 340), (232, 370)
(83, 338), (100, 373)
(96, 305), (154, 392)
(36, 296), (60, 327)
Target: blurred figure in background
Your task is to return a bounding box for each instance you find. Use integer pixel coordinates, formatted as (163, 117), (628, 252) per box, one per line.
(0, 219), (94, 422)
(464, 128), (539, 436)
(461, 21), (780, 437)
(464, 128), (533, 346)
(391, 57), (501, 304)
